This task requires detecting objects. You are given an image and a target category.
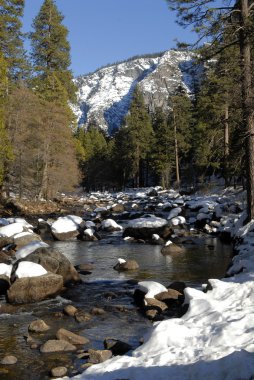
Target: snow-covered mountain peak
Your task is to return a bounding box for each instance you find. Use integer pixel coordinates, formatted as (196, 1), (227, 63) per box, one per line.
(72, 49), (199, 135)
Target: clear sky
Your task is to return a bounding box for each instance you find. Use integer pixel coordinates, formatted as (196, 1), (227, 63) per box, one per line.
(23, 0), (195, 77)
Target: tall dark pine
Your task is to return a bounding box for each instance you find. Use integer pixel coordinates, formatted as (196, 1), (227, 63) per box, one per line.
(125, 87), (153, 187)
(0, 0), (26, 80)
(166, 0), (254, 221)
(30, 0), (76, 103)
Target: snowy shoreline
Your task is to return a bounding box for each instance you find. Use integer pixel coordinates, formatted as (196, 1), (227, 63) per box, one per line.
(59, 188), (254, 380)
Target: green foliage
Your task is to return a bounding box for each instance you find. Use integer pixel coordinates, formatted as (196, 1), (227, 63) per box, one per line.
(124, 87), (153, 186)
(0, 0), (27, 80)
(30, 0), (76, 103)
(151, 107), (174, 188)
(0, 53), (12, 190)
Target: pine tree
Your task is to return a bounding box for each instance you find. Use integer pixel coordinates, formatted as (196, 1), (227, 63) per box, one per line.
(168, 88), (193, 187)
(30, 0), (76, 103)
(0, 0), (27, 80)
(0, 52), (13, 196)
(166, 0), (254, 221)
(124, 87), (153, 187)
(151, 107), (174, 188)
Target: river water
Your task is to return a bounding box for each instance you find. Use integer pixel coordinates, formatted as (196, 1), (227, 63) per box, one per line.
(0, 230), (232, 379)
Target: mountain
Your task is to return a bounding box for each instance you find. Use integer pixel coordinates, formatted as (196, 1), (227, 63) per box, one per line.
(72, 50), (200, 135)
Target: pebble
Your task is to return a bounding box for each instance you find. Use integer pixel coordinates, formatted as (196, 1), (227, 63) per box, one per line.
(51, 366), (68, 377)
(1, 355), (17, 365)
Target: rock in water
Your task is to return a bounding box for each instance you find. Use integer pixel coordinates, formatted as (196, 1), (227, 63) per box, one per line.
(28, 319), (50, 333)
(18, 247), (80, 284)
(1, 355), (17, 365)
(56, 328), (89, 345)
(7, 273), (63, 304)
(40, 339), (77, 353)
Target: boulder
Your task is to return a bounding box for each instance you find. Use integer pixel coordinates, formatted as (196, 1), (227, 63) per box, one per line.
(155, 289), (184, 305)
(0, 275), (10, 294)
(51, 367), (68, 378)
(168, 281), (186, 293)
(40, 339), (76, 353)
(0, 251), (13, 264)
(28, 319), (50, 333)
(161, 243), (186, 255)
(63, 304), (78, 317)
(111, 204), (125, 213)
(34, 220), (54, 241)
(19, 247), (80, 284)
(0, 236), (14, 250)
(104, 338), (132, 355)
(75, 310), (91, 323)
(145, 297), (168, 312)
(123, 217), (171, 241)
(56, 328), (89, 345)
(13, 232), (41, 250)
(88, 349), (112, 364)
(113, 259), (139, 271)
(7, 273), (63, 304)
(1, 355), (17, 365)
(101, 219), (122, 232)
(51, 215), (83, 241)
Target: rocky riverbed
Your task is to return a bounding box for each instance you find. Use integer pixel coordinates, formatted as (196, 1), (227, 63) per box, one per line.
(0, 186), (240, 378)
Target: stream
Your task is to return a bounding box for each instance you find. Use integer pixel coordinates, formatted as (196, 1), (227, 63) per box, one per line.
(0, 230), (232, 379)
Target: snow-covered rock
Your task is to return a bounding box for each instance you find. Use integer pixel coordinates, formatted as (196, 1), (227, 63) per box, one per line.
(138, 281), (168, 299)
(15, 241), (49, 260)
(0, 222), (24, 237)
(15, 261), (47, 278)
(101, 219), (122, 231)
(128, 216), (167, 229)
(0, 263), (12, 278)
(51, 215), (83, 240)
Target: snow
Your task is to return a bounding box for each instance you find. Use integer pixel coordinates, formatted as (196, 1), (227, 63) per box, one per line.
(0, 263), (12, 278)
(55, 188), (254, 380)
(128, 216), (168, 229)
(84, 228), (94, 238)
(15, 261), (47, 278)
(170, 216), (186, 226)
(0, 222), (24, 237)
(51, 215), (83, 234)
(15, 241), (49, 260)
(138, 281), (168, 299)
(117, 258), (126, 264)
(101, 219), (122, 230)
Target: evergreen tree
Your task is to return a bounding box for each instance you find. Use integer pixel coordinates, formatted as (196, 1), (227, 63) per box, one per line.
(124, 87), (153, 187)
(166, 0), (254, 221)
(6, 87), (79, 199)
(151, 107), (174, 188)
(30, 0), (76, 103)
(0, 0), (27, 80)
(168, 88), (193, 187)
(0, 52), (12, 196)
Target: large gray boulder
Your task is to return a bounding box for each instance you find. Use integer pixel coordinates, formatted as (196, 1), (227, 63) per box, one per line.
(7, 273), (63, 304)
(18, 247), (80, 284)
(123, 217), (171, 241)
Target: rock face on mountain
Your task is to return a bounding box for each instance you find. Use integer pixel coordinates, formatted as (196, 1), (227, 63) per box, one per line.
(72, 50), (200, 135)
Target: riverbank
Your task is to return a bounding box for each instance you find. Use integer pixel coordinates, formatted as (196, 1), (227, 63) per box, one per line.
(56, 187), (254, 380)
(0, 186), (251, 379)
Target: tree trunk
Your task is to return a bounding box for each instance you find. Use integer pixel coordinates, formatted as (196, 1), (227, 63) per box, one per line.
(173, 107), (180, 188)
(223, 97), (230, 187)
(239, 0), (254, 221)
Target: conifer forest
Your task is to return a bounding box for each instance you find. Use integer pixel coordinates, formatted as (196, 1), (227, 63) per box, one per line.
(1, 0), (254, 219)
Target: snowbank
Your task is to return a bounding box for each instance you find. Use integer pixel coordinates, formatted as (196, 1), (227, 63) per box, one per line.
(54, 189), (254, 380)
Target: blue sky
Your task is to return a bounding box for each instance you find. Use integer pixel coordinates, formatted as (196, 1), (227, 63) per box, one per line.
(23, 0), (195, 77)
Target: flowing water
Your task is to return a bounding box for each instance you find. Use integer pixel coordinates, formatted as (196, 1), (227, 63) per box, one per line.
(0, 230), (232, 379)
